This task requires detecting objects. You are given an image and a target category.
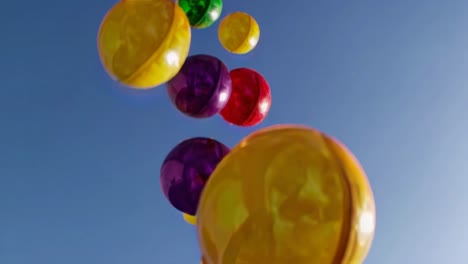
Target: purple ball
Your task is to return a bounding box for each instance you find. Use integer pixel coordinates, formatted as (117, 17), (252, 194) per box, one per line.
(166, 54), (232, 118)
(160, 137), (230, 215)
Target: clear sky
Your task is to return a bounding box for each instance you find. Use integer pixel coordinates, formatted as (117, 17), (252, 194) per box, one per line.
(1, 0), (468, 263)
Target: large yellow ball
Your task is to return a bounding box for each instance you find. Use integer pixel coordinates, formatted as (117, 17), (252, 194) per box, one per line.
(197, 125), (376, 264)
(97, 0), (191, 89)
(218, 12), (259, 54)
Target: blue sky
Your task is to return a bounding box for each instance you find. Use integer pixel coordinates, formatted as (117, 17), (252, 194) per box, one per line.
(1, 0), (468, 263)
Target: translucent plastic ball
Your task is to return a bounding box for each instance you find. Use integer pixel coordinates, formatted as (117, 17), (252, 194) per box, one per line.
(197, 125), (376, 264)
(183, 213), (197, 225)
(167, 54), (231, 118)
(97, 0), (191, 89)
(178, 0), (223, 29)
(160, 137), (230, 215)
(220, 68), (271, 127)
(218, 12), (260, 54)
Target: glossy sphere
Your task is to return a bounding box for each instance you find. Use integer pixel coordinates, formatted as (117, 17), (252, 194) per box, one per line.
(97, 0), (191, 89)
(160, 137), (230, 215)
(197, 125), (376, 264)
(179, 0), (223, 29)
(167, 54), (231, 118)
(220, 68), (271, 127)
(183, 213), (197, 225)
(218, 12), (260, 54)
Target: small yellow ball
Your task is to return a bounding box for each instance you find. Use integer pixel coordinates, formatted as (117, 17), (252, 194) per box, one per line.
(97, 0), (191, 89)
(182, 213), (197, 225)
(218, 12), (260, 54)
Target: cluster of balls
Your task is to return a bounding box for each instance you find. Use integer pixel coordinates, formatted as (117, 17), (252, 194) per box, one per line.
(97, 0), (270, 127)
(97, 0), (376, 263)
(161, 129), (376, 264)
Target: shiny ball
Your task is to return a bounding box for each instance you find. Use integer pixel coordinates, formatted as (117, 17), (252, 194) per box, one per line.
(97, 0), (191, 89)
(197, 125), (376, 264)
(167, 54), (231, 118)
(218, 12), (260, 54)
(220, 68), (271, 127)
(179, 0), (223, 29)
(160, 137), (230, 215)
(183, 213), (197, 225)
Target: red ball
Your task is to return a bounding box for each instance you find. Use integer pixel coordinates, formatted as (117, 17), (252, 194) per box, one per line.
(220, 68), (271, 126)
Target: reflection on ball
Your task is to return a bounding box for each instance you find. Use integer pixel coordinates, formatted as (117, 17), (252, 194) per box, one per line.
(218, 12), (260, 54)
(97, 0), (191, 89)
(197, 125), (375, 264)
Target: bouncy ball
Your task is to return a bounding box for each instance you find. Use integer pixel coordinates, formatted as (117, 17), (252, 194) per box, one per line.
(160, 137), (230, 216)
(183, 213), (197, 225)
(97, 0), (191, 89)
(220, 68), (271, 127)
(179, 0), (223, 29)
(218, 12), (260, 54)
(167, 54), (231, 118)
(197, 125), (376, 264)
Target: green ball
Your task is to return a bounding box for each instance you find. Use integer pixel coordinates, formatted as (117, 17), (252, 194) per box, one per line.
(178, 0), (223, 29)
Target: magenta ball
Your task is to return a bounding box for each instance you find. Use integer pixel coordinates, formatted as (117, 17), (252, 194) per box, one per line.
(166, 54), (232, 118)
(160, 137), (230, 215)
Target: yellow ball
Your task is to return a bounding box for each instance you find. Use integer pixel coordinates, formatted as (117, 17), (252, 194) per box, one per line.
(197, 125), (375, 264)
(218, 12), (260, 54)
(97, 0), (191, 89)
(182, 213), (197, 225)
